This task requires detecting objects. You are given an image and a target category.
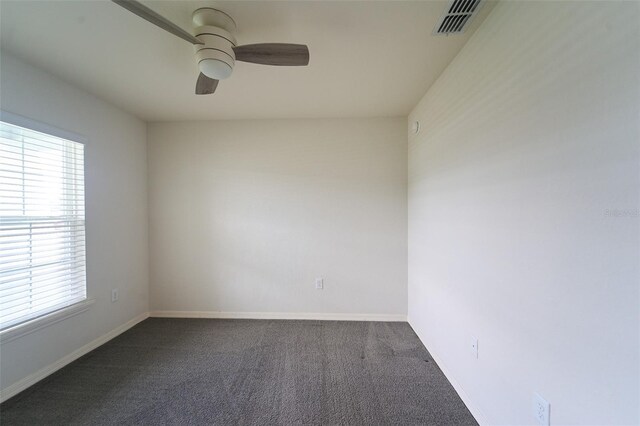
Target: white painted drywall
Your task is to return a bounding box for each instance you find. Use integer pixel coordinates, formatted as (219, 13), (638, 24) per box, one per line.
(148, 118), (407, 317)
(0, 53), (149, 392)
(408, 1), (639, 425)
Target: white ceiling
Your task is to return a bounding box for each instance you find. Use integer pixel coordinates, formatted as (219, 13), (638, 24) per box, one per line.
(0, 0), (494, 121)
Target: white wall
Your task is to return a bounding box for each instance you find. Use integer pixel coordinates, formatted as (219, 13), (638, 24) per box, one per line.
(0, 54), (149, 393)
(408, 1), (639, 425)
(148, 118), (407, 318)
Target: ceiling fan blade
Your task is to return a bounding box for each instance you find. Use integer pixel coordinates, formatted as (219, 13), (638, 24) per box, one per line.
(233, 44), (309, 66)
(112, 0), (203, 45)
(195, 73), (219, 95)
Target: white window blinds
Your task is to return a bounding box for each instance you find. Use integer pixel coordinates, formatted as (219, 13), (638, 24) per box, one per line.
(0, 120), (86, 330)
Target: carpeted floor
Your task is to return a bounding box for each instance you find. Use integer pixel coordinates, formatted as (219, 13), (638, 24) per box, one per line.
(0, 318), (477, 425)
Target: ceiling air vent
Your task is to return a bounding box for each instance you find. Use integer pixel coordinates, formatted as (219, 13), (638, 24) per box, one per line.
(433, 0), (484, 35)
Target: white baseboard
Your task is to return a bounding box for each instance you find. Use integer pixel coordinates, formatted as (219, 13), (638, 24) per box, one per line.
(408, 318), (489, 426)
(149, 310), (407, 322)
(0, 312), (149, 403)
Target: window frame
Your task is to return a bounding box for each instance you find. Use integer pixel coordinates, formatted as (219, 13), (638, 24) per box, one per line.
(0, 110), (92, 341)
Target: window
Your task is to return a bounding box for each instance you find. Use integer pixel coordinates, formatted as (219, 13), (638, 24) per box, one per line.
(0, 119), (86, 331)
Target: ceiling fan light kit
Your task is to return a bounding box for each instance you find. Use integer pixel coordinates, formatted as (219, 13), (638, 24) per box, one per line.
(112, 0), (310, 95)
(193, 25), (236, 80)
(192, 9), (237, 80)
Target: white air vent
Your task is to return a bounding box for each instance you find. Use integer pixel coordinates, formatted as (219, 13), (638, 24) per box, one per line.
(433, 0), (484, 35)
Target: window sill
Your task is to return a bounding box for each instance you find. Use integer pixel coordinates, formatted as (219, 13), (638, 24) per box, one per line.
(0, 299), (95, 344)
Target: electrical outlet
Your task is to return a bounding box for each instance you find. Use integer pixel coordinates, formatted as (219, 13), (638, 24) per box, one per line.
(315, 277), (324, 290)
(471, 336), (478, 358)
(111, 288), (119, 303)
(533, 392), (550, 426)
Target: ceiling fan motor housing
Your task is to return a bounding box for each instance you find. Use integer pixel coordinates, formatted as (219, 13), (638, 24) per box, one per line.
(193, 8), (238, 80)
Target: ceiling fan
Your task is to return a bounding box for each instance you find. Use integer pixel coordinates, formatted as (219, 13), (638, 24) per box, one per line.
(112, 0), (310, 95)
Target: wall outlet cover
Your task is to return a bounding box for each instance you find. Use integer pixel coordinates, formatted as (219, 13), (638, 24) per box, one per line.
(533, 392), (550, 426)
(315, 278), (324, 290)
(111, 288), (119, 303)
(471, 336), (478, 358)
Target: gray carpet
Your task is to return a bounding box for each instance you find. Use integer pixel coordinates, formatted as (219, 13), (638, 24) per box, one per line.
(0, 318), (477, 425)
